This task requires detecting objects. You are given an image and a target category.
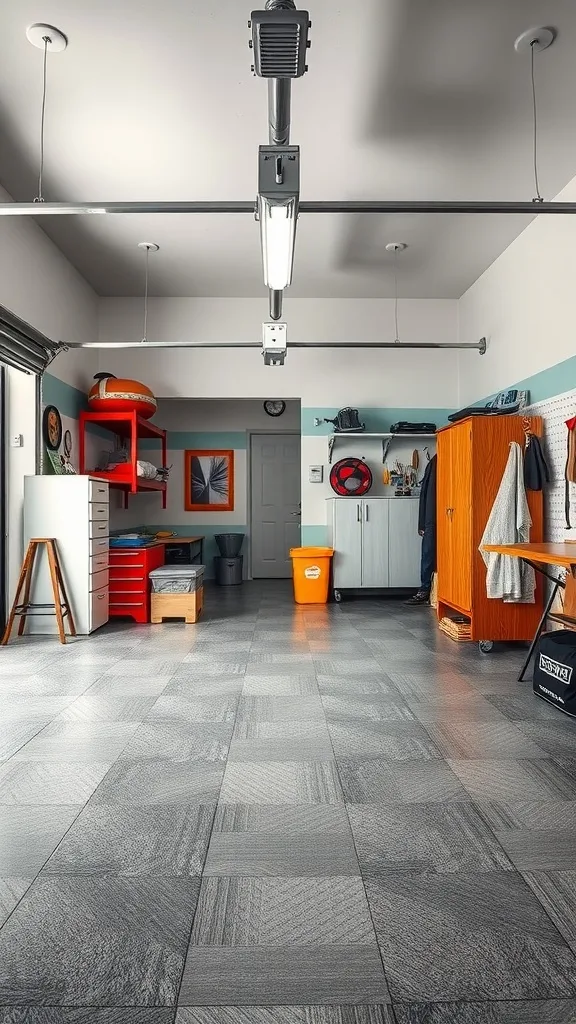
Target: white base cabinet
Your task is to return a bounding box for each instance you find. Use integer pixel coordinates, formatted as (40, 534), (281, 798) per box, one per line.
(23, 476), (110, 635)
(326, 497), (421, 593)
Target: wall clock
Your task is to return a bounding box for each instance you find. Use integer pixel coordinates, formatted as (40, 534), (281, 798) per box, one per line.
(42, 405), (63, 451)
(264, 400), (286, 418)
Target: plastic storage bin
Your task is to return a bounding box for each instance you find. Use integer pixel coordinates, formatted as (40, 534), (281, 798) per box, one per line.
(149, 564), (205, 594)
(215, 533), (244, 557)
(289, 547), (334, 604)
(214, 556), (243, 586)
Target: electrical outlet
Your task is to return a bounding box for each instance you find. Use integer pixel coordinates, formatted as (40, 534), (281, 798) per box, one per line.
(11, 434), (23, 448)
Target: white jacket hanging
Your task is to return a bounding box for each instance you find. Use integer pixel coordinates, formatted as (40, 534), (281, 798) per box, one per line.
(479, 441), (535, 603)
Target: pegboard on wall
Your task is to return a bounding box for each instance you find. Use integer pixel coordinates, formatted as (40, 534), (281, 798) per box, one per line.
(525, 389), (576, 542)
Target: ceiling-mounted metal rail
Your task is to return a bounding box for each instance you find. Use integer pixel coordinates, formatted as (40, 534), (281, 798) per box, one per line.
(63, 337), (486, 353)
(1, 200), (576, 216)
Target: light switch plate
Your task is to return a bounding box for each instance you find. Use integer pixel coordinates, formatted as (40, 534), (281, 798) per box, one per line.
(309, 465), (323, 483)
(11, 434), (23, 448)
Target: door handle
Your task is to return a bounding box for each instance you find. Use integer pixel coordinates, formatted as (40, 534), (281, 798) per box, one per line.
(291, 511), (301, 516)
(365, 504), (369, 522)
(357, 504), (361, 522)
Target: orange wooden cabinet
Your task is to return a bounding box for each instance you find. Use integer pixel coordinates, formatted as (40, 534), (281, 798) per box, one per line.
(436, 415), (544, 643)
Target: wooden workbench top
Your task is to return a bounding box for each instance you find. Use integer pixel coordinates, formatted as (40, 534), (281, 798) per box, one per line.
(482, 542), (576, 568)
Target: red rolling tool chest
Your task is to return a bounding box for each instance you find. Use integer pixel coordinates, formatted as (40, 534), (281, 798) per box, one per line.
(108, 544), (165, 623)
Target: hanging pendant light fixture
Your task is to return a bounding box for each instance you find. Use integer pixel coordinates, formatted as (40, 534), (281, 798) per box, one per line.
(385, 242), (407, 343)
(514, 26), (556, 203)
(26, 23), (68, 203)
(137, 242), (159, 343)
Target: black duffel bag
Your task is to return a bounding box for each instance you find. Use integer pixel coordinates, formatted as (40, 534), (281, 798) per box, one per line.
(533, 630), (576, 717)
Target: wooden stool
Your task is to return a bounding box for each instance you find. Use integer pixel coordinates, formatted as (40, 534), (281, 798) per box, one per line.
(151, 588), (203, 624)
(1, 539), (76, 645)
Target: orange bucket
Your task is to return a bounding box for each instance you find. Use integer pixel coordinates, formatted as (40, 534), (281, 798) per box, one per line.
(289, 547), (334, 604)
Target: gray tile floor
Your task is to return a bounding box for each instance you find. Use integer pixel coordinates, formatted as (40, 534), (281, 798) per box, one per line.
(2, 582), (576, 1022)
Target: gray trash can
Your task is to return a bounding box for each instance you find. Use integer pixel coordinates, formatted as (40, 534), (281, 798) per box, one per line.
(214, 556), (243, 586)
(215, 533), (244, 557)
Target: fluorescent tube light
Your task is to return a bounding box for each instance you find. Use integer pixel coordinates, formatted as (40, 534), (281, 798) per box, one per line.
(258, 195), (298, 290)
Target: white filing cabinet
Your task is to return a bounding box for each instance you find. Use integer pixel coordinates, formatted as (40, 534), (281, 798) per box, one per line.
(326, 497), (421, 597)
(23, 476), (110, 635)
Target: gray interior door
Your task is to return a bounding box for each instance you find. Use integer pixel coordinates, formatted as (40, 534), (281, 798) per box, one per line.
(251, 433), (301, 578)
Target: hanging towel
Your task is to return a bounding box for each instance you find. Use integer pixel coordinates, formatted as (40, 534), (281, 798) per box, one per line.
(479, 442), (535, 603)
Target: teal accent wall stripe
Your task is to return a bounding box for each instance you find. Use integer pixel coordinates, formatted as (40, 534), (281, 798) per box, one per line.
(42, 372), (88, 420)
(139, 431), (247, 451)
(484, 354), (576, 407)
(301, 408), (453, 435)
(300, 525), (329, 546)
(42, 372), (110, 440)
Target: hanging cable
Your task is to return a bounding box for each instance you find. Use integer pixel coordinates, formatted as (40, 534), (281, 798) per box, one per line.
(138, 242), (159, 342)
(142, 246), (150, 343)
(530, 39), (544, 203)
(34, 36), (49, 203)
(393, 247), (400, 342)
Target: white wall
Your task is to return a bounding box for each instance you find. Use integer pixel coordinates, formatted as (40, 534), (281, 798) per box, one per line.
(458, 173), (576, 406)
(156, 398), (301, 433)
(97, 297), (460, 407)
(0, 184), (99, 601)
(110, 398), (301, 576)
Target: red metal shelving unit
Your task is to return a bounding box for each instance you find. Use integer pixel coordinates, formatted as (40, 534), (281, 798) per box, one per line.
(79, 410), (168, 509)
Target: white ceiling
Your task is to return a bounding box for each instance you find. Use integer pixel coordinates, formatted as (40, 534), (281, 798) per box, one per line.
(1, 0), (576, 298)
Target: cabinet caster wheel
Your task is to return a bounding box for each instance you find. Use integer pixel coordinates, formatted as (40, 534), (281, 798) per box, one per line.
(334, 589), (342, 603)
(479, 640), (494, 654)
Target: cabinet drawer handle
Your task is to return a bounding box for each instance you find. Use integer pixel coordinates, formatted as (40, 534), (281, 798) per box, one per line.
(365, 504), (369, 522)
(96, 594), (106, 600)
(357, 504), (361, 522)
(112, 576), (144, 581)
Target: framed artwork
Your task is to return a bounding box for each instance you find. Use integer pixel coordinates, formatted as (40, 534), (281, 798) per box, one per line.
(184, 449), (234, 512)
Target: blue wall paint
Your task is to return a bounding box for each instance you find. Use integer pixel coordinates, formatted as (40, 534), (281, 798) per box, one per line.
(301, 407), (453, 435)
(42, 372), (111, 443)
(42, 372), (88, 420)
(139, 431), (247, 451)
(300, 525), (330, 546)
(488, 354), (576, 407)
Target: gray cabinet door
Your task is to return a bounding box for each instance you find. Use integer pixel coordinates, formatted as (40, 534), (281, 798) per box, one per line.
(388, 499), (421, 587)
(332, 500), (362, 588)
(361, 499), (389, 588)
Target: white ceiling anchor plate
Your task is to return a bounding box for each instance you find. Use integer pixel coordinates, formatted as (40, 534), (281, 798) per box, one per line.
(137, 242), (160, 252)
(514, 26), (556, 54)
(26, 23), (68, 52)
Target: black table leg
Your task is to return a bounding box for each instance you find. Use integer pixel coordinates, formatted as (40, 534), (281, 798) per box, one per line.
(518, 578), (561, 682)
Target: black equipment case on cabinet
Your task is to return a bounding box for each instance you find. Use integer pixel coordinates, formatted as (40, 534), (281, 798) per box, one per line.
(533, 630), (576, 717)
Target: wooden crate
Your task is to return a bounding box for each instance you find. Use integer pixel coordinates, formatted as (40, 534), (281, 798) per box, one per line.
(151, 587), (203, 624)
